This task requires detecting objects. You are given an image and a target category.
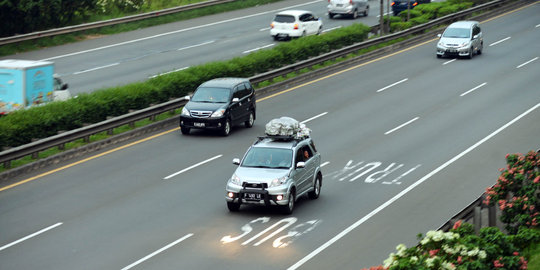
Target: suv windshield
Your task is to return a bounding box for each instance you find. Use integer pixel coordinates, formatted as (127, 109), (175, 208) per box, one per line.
(191, 87), (231, 103)
(443, 28), (470, 38)
(242, 147), (292, 169)
(274, 15), (295, 23)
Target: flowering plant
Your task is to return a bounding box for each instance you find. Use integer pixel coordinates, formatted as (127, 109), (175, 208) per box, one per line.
(378, 223), (535, 269)
(484, 151), (540, 234)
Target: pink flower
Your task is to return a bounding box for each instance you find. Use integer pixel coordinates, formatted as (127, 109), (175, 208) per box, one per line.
(534, 176), (540, 184)
(513, 251), (520, 256)
(457, 256), (463, 264)
(429, 249), (439, 257)
(494, 259), (504, 268)
(452, 220), (462, 230)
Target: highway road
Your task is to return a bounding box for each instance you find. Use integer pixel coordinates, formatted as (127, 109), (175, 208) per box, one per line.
(0, 2), (539, 270)
(0, 0), (391, 95)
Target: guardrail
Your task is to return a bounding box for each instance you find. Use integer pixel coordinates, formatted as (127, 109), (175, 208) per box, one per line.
(0, 0), (522, 170)
(0, 0), (237, 46)
(438, 192), (500, 233)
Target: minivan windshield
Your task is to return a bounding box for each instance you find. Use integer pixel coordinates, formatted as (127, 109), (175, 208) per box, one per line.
(191, 87), (231, 103)
(242, 148), (292, 169)
(442, 27), (470, 38)
(274, 15), (295, 23)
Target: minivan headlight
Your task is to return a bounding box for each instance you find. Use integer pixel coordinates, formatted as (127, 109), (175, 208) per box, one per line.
(269, 176), (288, 187)
(211, 108), (226, 117)
(230, 173), (242, 185)
(181, 107), (190, 116)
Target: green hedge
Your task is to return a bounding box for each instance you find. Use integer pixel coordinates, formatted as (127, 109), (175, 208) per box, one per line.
(0, 23), (370, 149)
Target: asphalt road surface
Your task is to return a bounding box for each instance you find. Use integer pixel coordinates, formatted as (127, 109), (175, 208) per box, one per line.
(0, 2), (538, 270)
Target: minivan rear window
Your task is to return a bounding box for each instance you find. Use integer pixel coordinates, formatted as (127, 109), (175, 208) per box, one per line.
(274, 15), (295, 23)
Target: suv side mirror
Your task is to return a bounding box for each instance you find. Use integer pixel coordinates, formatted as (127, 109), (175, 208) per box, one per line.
(184, 95), (191, 101)
(296, 161), (305, 168)
(232, 97), (240, 103)
(233, 158), (240, 165)
(437, 34), (441, 38)
(61, 83), (68, 90)
(472, 34), (478, 40)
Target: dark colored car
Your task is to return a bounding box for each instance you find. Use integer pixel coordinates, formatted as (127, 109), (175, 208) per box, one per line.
(391, 0), (430, 16)
(179, 78), (256, 136)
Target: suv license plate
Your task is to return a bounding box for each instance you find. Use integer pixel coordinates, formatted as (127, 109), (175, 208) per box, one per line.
(244, 193), (262, 200)
(194, 122), (205, 127)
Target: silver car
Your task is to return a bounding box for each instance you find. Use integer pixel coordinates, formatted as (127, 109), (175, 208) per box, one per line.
(436, 21), (483, 59)
(225, 135), (322, 214)
(328, 0), (369, 19)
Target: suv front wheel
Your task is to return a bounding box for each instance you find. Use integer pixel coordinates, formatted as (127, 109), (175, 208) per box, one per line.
(281, 190), (295, 215)
(245, 111), (254, 128)
(308, 174), (322, 199)
(227, 202), (240, 212)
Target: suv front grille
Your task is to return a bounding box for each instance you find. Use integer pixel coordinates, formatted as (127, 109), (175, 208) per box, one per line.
(243, 182), (268, 189)
(190, 110), (212, 118)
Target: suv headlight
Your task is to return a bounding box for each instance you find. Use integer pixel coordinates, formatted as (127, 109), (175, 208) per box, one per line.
(269, 176), (288, 188)
(230, 174), (242, 185)
(181, 107), (190, 116)
(458, 41), (470, 48)
(211, 108), (226, 117)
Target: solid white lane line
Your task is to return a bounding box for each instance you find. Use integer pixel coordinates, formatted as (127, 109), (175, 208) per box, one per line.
(301, 112), (328, 124)
(73, 63), (119, 75)
(442, 59), (456, 65)
(460, 82), (487, 97)
(536, 24), (540, 28)
(41, 0), (322, 61)
(164, 155), (222, 179)
(0, 222), (63, 252)
(489, 37), (511, 46)
(178, 40), (215, 51)
(322, 26), (342, 33)
(288, 102), (540, 270)
(376, 78), (408, 92)
(243, 43), (275, 54)
(516, 57), (538, 69)
(121, 233), (193, 270)
(149, 67), (190, 78)
(384, 117), (419, 135)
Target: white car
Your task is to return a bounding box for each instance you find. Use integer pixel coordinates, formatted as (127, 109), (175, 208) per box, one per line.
(270, 10), (323, 40)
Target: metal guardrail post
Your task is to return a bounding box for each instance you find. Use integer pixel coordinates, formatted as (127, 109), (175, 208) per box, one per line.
(473, 206), (482, 234)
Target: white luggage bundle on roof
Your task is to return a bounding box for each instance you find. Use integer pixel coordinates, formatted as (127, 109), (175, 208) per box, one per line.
(265, 117), (311, 139)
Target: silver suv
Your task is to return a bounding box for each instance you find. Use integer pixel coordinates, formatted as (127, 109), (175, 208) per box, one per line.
(436, 21), (483, 59)
(225, 120), (322, 214)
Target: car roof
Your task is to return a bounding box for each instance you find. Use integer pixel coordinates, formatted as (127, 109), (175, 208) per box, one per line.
(447, 21), (478, 28)
(199, 77), (248, 88)
(275, 10), (312, 17)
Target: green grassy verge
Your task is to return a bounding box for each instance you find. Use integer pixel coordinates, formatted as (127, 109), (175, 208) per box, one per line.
(0, 0), (285, 57)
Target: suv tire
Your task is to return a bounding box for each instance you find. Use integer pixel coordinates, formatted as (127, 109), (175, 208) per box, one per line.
(281, 190), (295, 215)
(227, 202), (240, 212)
(308, 174), (322, 199)
(245, 111), (254, 128)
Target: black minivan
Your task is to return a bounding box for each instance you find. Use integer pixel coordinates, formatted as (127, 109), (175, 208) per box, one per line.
(179, 78), (256, 136)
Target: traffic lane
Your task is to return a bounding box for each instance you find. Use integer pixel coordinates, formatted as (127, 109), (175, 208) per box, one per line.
(296, 104), (540, 269)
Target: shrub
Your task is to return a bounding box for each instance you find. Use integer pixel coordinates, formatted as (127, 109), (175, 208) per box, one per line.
(381, 223), (536, 270)
(484, 151), (540, 234)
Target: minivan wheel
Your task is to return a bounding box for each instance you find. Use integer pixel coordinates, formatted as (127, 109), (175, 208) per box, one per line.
(467, 49), (473, 59)
(227, 202), (240, 212)
(308, 174), (322, 199)
(281, 191), (295, 215)
(245, 111), (254, 128)
(180, 127), (190, 135)
(352, 9), (358, 19)
(222, 119), (231, 136)
(328, 13), (334, 19)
